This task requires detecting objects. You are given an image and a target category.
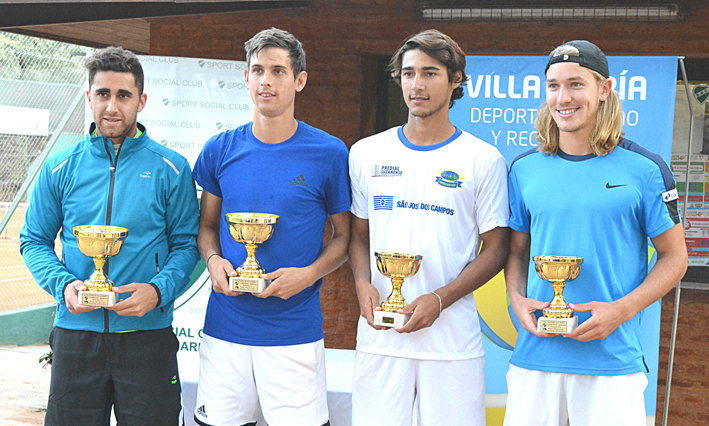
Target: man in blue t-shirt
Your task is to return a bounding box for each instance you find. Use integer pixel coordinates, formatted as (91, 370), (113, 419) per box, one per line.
(504, 40), (688, 426)
(191, 28), (351, 426)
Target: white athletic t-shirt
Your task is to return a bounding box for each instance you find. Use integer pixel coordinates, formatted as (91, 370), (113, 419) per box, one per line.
(349, 126), (509, 360)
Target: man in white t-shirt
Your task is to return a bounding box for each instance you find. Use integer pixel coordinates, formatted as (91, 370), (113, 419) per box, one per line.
(348, 29), (510, 426)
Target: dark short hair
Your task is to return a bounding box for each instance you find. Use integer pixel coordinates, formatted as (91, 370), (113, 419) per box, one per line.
(244, 27), (306, 76)
(85, 46), (144, 94)
(389, 29), (467, 108)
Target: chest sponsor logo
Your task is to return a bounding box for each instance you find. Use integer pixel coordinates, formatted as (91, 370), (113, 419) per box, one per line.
(140, 171), (151, 178)
(373, 195), (394, 210)
(397, 199), (455, 216)
(291, 173), (309, 187)
(662, 188), (679, 202)
(372, 165), (403, 177)
(435, 170), (464, 188)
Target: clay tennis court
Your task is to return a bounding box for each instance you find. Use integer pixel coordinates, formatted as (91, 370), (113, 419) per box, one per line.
(0, 206), (57, 312)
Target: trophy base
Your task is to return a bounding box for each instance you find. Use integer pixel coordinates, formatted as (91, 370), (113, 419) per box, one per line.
(229, 276), (270, 293)
(538, 316), (578, 334)
(78, 290), (118, 307)
(373, 310), (411, 328)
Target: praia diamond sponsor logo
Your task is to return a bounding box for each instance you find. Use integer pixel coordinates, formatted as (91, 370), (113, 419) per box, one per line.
(372, 165), (402, 177)
(663, 188), (679, 202)
(291, 174), (309, 187)
(435, 171), (464, 188)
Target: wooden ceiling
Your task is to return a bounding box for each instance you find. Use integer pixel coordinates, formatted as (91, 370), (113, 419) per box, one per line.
(0, 1), (308, 54)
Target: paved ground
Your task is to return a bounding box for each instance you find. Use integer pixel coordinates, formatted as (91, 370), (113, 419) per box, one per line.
(0, 345), (50, 425)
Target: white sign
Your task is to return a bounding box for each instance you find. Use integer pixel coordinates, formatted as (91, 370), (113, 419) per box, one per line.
(0, 105), (49, 136)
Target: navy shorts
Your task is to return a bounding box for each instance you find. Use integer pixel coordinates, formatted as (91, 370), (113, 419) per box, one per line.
(45, 326), (181, 426)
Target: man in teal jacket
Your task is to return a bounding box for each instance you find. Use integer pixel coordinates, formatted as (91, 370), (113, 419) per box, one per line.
(20, 46), (199, 426)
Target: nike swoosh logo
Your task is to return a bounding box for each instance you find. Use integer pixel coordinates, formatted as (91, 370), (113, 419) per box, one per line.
(606, 183), (626, 189)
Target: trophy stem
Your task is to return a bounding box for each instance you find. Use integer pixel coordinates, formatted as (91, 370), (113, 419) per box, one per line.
(237, 242), (265, 278)
(381, 276), (407, 312)
(543, 281), (573, 319)
(86, 257), (113, 292)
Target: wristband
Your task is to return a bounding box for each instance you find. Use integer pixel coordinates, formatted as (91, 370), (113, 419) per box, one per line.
(207, 253), (222, 266)
(431, 291), (443, 316)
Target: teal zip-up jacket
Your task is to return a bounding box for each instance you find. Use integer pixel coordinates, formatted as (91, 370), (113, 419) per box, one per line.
(20, 123), (200, 333)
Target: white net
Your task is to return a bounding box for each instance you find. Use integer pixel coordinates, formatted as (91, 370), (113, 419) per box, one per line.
(0, 31), (94, 311)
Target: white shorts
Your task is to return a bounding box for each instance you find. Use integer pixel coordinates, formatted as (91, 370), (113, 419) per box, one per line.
(352, 351), (485, 426)
(194, 335), (328, 426)
(503, 365), (648, 426)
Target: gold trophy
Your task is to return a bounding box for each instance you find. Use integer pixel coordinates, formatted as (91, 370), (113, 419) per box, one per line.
(224, 213), (279, 293)
(533, 255), (583, 334)
(73, 225), (129, 307)
(373, 252), (422, 328)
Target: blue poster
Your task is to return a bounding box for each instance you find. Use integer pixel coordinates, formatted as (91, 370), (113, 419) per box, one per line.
(458, 55), (678, 424)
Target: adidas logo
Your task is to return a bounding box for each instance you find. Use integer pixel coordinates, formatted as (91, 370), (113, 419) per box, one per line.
(197, 405), (207, 418)
(290, 173), (309, 187)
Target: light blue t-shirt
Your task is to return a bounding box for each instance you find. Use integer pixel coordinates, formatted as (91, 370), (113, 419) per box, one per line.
(192, 121), (351, 346)
(508, 139), (679, 375)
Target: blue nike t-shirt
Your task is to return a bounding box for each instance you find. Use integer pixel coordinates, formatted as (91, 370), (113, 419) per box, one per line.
(508, 139), (680, 375)
(192, 121), (351, 346)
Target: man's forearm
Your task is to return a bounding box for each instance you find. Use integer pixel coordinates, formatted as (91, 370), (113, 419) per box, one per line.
(348, 226), (372, 287)
(307, 232), (349, 281)
(197, 225), (222, 262)
(616, 249), (687, 321)
(505, 230), (531, 299)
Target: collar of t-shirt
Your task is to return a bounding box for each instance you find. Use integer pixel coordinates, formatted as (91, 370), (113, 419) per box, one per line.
(92, 127), (143, 154)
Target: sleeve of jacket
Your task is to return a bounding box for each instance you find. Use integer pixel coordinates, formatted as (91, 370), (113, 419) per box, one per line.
(149, 159), (200, 308)
(19, 161), (78, 305)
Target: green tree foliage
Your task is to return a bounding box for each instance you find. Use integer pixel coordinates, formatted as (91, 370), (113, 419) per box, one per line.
(0, 31), (91, 83)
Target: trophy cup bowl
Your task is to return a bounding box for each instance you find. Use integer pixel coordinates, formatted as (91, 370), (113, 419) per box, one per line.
(73, 225), (128, 307)
(224, 212), (279, 293)
(373, 252), (422, 328)
(533, 255), (583, 334)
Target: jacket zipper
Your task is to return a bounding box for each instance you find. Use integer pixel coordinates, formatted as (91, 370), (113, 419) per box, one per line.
(103, 137), (121, 333)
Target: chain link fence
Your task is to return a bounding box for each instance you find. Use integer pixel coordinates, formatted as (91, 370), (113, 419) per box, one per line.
(0, 31), (93, 312)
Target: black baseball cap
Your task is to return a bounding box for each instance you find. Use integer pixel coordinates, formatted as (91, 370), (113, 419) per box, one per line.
(545, 40), (609, 79)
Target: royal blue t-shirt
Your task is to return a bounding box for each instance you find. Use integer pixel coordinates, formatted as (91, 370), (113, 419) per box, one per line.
(508, 139), (680, 375)
(192, 121), (351, 346)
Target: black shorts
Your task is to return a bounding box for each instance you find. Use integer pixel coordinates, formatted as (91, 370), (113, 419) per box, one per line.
(45, 326), (182, 426)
